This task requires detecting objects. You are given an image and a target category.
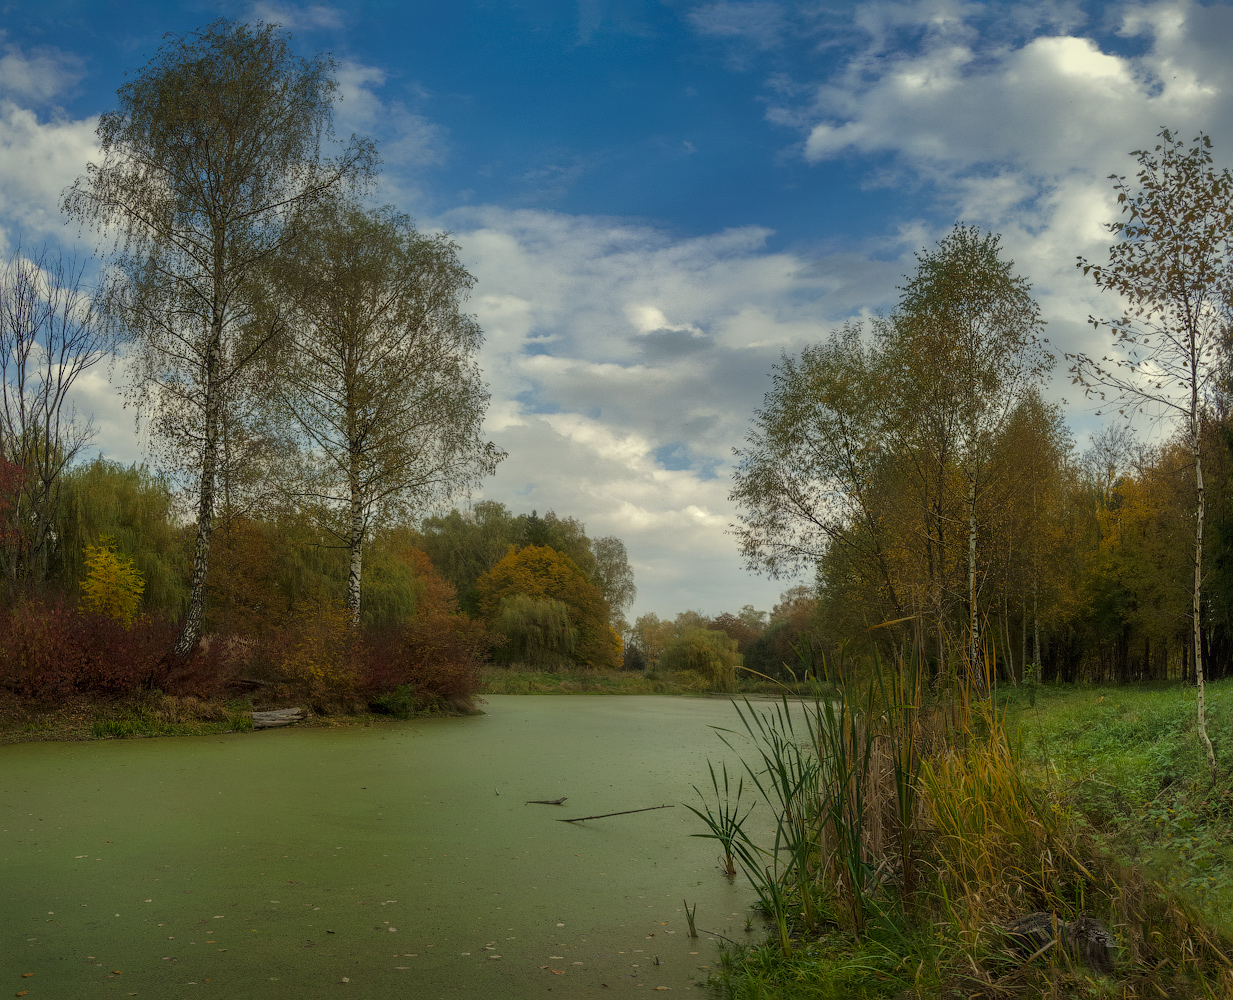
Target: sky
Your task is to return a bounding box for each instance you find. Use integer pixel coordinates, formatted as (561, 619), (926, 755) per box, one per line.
(2, 0), (1233, 621)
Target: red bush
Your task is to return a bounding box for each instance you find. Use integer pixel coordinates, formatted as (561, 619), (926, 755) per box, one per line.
(362, 549), (495, 712)
(0, 597), (178, 698)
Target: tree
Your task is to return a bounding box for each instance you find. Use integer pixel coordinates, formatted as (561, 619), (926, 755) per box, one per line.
(63, 19), (376, 658)
(418, 501), (521, 615)
(659, 626), (739, 691)
(1069, 129), (1233, 776)
(731, 323), (904, 628)
(0, 244), (110, 588)
(476, 544), (617, 669)
(493, 594), (578, 670)
(268, 197), (502, 624)
(592, 535), (636, 627)
(895, 225), (1049, 673)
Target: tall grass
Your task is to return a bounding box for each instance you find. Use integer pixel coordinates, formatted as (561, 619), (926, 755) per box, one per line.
(694, 641), (1233, 999)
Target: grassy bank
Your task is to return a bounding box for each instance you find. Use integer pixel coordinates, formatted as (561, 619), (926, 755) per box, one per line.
(1, 666), (799, 743)
(0, 691), (411, 744)
(1009, 680), (1233, 934)
(702, 659), (1233, 1000)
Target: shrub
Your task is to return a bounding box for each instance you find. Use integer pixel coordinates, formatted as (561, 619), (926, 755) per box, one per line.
(363, 548), (494, 713)
(273, 598), (359, 705)
(0, 597), (176, 698)
(80, 538), (145, 626)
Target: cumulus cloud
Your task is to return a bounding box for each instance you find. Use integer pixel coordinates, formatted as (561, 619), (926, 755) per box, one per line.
(754, 0), (1233, 437)
(0, 45), (97, 248)
(0, 43), (84, 104)
(442, 205), (922, 615)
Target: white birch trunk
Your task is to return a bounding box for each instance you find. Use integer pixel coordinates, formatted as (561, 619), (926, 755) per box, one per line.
(1192, 411), (1217, 777)
(174, 314), (222, 659)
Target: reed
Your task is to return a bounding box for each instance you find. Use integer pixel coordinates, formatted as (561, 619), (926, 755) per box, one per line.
(697, 640), (1233, 998)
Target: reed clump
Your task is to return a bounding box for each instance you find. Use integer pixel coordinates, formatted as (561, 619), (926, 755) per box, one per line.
(696, 642), (1233, 999)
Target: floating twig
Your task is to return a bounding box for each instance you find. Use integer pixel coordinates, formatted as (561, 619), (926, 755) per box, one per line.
(525, 797), (568, 805)
(558, 804), (674, 823)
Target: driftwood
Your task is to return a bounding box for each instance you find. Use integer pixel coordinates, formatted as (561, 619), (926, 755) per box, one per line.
(559, 804), (674, 823)
(252, 708), (305, 730)
(526, 797), (568, 806)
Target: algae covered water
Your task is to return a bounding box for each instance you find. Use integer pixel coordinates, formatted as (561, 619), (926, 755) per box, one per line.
(3, 696), (767, 998)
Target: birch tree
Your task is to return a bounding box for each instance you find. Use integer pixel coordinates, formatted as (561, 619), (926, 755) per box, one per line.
(1069, 129), (1233, 778)
(895, 226), (1048, 675)
(269, 198), (502, 624)
(63, 20), (375, 658)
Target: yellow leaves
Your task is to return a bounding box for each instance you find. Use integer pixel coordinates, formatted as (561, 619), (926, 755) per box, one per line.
(80, 538), (144, 627)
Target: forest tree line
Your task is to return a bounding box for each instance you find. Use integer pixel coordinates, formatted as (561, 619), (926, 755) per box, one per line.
(733, 131), (1233, 720)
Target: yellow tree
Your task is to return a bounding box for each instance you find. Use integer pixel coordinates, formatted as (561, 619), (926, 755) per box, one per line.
(476, 545), (617, 669)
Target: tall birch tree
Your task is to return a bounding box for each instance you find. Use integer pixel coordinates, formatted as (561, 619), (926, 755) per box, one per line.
(63, 20), (375, 658)
(1069, 129), (1233, 778)
(895, 226), (1048, 675)
(269, 198), (502, 624)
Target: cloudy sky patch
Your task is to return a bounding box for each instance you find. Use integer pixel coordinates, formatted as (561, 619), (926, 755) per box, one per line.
(3, 0), (1232, 617)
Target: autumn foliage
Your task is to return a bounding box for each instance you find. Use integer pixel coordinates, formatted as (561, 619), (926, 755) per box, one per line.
(477, 544), (618, 669)
(0, 597), (176, 698)
(362, 548), (493, 712)
(80, 539), (146, 626)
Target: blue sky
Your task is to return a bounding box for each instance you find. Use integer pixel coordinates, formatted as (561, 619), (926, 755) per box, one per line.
(3, 0), (1233, 619)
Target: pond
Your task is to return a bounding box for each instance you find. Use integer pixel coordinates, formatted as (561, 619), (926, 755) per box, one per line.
(3, 696), (775, 999)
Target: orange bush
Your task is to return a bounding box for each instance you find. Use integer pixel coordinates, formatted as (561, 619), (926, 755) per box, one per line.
(363, 548), (493, 713)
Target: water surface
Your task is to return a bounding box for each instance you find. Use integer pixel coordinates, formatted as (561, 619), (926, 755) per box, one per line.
(4, 696), (771, 999)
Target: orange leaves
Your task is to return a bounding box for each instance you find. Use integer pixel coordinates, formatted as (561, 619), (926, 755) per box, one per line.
(476, 545), (617, 669)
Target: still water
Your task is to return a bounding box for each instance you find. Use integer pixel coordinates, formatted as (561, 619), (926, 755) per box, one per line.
(3, 696), (773, 999)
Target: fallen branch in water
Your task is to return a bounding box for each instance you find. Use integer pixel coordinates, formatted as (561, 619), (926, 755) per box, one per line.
(526, 797), (568, 805)
(558, 804), (674, 823)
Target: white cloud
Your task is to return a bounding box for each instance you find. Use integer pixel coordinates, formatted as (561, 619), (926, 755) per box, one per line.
(0, 44), (84, 104)
(249, 2), (345, 32)
(441, 205), (922, 616)
(331, 59), (446, 207)
(0, 101), (97, 248)
(688, 1), (788, 49)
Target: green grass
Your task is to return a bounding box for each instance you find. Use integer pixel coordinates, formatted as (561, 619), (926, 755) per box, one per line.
(1004, 678), (1233, 932)
(90, 712), (253, 739)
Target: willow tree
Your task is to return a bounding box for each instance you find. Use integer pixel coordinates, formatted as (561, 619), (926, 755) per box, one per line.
(1070, 129), (1233, 778)
(63, 20), (375, 657)
(894, 226), (1048, 674)
(269, 198), (502, 624)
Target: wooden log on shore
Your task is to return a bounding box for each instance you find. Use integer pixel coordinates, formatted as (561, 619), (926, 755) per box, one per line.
(252, 708), (305, 729)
